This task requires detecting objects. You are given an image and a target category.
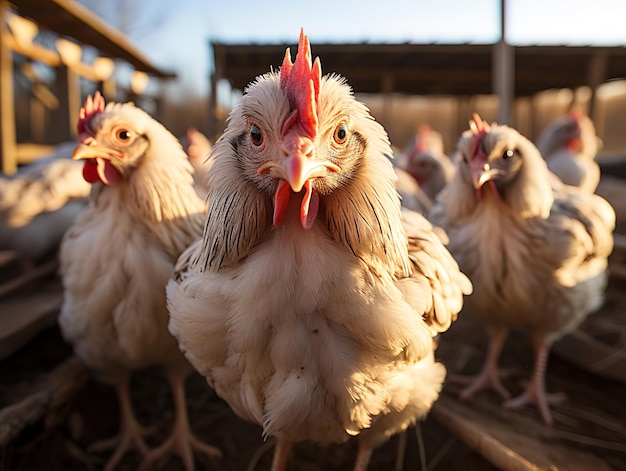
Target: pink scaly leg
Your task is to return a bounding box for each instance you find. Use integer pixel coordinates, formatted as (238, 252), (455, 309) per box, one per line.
(503, 337), (566, 426)
(270, 438), (293, 471)
(353, 441), (374, 471)
(138, 369), (222, 471)
(453, 326), (511, 401)
(88, 375), (150, 471)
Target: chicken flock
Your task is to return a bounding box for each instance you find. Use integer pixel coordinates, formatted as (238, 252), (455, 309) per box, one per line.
(2, 29), (616, 471)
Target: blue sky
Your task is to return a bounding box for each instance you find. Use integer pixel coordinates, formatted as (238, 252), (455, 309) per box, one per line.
(115, 0), (626, 98)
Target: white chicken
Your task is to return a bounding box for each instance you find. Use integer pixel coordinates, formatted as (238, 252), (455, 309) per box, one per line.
(430, 114), (615, 425)
(167, 30), (471, 471)
(536, 110), (601, 193)
(0, 151), (91, 266)
(401, 125), (456, 202)
(58, 92), (220, 471)
(183, 127), (213, 198)
(393, 166), (433, 215)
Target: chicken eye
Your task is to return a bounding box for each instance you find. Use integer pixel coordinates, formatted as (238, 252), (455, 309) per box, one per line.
(250, 124), (263, 146)
(333, 123), (348, 145)
(112, 126), (133, 143)
(117, 129), (132, 141)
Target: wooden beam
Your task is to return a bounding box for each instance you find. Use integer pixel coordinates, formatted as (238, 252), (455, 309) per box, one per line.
(2, 31), (61, 67)
(0, 2), (17, 174)
(12, 0), (174, 78)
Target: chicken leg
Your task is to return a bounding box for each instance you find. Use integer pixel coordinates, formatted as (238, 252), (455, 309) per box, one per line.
(353, 441), (374, 471)
(88, 375), (149, 471)
(456, 326), (511, 400)
(270, 438), (292, 471)
(138, 369), (222, 471)
(503, 337), (566, 426)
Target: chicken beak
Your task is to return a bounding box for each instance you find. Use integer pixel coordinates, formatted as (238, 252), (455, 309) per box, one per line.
(278, 134), (338, 192)
(72, 142), (123, 161)
(257, 133), (340, 191)
(256, 131), (340, 229)
(470, 162), (505, 189)
(472, 167), (492, 189)
(72, 141), (123, 185)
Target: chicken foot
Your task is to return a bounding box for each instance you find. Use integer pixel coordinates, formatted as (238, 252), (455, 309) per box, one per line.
(503, 338), (566, 426)
(453, 326), (511, 400)
(138, 369), (222, 471)
(88, 376), (150, 471)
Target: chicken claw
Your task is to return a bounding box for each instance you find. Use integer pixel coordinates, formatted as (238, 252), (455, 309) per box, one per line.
(138, 370), (222, 471)
(503, 339), (567, 426)
(452, 326), (511, 400)
(88, 378), (151, 471)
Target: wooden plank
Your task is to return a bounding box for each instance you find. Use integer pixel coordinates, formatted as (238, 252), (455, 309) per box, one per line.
(0, 356), (90, 446)
(432, 397), (543, 471)
(0, 259), (59, 299)
(0, 250), (18, 268)
(0, 273), (63, 360)
(432, 393), (618, 471)
(433, 278), (626, 471)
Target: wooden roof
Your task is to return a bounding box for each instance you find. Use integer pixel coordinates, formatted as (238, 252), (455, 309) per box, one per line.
(9, 0), (174, 78)
(211, 41), (626, 96)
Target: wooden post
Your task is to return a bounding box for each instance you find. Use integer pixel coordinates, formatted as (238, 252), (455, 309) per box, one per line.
(99, 78), (117, 101)
(586, 50), (608, 119)
(208, 45), (221, 141)
(493, 0), (514, 125)
(0, 1), (17, 174)
(50, 64), (79, 142)
(381, 72), (395, 132)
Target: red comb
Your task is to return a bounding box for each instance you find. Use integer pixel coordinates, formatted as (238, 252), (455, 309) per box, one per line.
(279, 29), (321, 139)
(77, 91), (105, 136)
(413, 125), (433, 153)
(568, 108), (584, 123)
(469, 113), (489, 162)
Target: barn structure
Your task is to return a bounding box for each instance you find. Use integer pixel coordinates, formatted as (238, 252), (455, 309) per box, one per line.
(209, 40), (626, 155)
(0, 0), (174, 174)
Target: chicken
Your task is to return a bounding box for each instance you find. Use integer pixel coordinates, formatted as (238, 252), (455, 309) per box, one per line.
(385, 150), (433, 215)
(183, 127), (213, 197)
(167, 30), (471, 471)
(58, 92), (221, 471)
(536, 110), (601, 193)
(0, 151), (91, 266)
(430, 114), (615, 425)
(394, 166), (433, 214)
(401, 125), (456, 201)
